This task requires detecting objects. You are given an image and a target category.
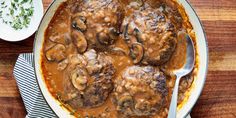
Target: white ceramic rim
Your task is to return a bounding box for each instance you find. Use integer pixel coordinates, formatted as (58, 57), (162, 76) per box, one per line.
(34, 0), (208, 118)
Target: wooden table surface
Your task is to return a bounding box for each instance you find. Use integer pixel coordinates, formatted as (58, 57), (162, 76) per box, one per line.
(0, 0), (236, 118)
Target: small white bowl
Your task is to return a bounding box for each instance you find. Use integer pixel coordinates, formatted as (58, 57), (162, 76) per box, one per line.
(0, 0), (44, 42)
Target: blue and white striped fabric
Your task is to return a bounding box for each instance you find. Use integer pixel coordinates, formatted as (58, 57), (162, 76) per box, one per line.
(13, 53), (57, 118)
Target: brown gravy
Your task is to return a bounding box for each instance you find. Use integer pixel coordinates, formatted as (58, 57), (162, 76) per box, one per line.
(41, 0), (197, 117)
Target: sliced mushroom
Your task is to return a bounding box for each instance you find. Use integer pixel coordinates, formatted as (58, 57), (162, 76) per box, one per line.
(45, 44), (66, 62)
(72, 16), (87, 32)
(133, 28), (143, 43)
(57, 59), (69, 71)
(71, 67), (88, 91)
(108, 27), (120, 40)
(110, 47), (127, 56)
(123, 24), (130, 41)
(44, 41), (56, 52)
(130, 43), (144, 64)
(71, 30), (88, 53)
(97, 32), (112, 45)
(117, 95), (133, 109)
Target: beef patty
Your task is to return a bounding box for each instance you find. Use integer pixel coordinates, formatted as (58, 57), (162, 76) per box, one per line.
(121, 1), (179, 65)
(71, 0), (124, 51)
(113, 66), (168, 117)
(62, 49), (115, 108)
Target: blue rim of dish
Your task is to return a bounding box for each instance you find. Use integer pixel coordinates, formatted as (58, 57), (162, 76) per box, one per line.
(33, 0), (209, 118)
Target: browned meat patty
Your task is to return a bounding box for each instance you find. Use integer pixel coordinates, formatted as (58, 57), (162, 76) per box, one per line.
(112, 66), (168, 117)
(121, 1), (179, 65)
(62, 49), (115, 108)
(70, 0), (124, 51)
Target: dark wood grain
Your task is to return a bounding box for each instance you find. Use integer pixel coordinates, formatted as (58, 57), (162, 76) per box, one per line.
(0, 0), (235, 118)
(188, 0), (236, 117)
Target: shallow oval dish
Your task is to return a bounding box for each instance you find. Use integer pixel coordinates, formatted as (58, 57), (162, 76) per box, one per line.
(0, 0), (43, 42)
(34, 0), (208, 117)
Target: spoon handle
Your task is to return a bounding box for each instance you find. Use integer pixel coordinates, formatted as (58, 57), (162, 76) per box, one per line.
(168, 75), (182, 118)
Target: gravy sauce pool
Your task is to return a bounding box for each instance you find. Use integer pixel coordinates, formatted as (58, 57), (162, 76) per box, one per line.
(41, 0), (197, 117)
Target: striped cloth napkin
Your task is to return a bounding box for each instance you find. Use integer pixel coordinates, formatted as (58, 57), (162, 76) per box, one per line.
(13, 53), (56, 118)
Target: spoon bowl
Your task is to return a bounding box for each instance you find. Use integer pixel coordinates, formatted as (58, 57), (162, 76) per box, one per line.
(168, 33), (195, 118)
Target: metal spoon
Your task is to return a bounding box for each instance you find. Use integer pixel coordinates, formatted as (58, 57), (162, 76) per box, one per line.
(167, 33), (195, 118)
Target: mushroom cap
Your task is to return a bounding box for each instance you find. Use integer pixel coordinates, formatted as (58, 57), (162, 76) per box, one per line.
(71, 30), (88, 53)
(45, 44), (66, 62)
